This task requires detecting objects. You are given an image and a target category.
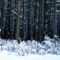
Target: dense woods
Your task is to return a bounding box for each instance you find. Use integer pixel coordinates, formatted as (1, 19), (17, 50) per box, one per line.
(0, 0), (60, 42)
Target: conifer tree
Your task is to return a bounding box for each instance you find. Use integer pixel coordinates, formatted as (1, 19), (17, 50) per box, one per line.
(6, 0), (11, 38)
(1, 0), (7, 39)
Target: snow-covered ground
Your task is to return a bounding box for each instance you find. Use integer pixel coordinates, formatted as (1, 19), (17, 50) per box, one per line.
(0, 35), (60, 60)
(0, 54), (60, 60)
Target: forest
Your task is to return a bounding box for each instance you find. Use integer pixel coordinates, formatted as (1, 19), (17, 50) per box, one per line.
(0, 0), (60, 42)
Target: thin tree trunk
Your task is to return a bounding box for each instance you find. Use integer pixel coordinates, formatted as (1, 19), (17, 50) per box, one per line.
(15, 0), (20, 41)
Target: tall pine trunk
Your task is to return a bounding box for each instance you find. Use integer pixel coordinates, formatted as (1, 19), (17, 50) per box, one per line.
(15, 0), (20, 41)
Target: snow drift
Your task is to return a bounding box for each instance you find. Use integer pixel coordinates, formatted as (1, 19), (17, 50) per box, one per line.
(0, 35), (60, 56)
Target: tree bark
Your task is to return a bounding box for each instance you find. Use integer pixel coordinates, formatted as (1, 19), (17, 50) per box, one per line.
(15, 0), (20, 41)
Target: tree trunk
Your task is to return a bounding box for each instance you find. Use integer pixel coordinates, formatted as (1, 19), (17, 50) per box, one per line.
(15, 0), (20, 41)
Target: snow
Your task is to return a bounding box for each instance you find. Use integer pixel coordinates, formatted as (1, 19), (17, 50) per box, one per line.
(0, 29), (1, 32)
(0, 36), (60, 60)
(0, 54), (60, 60)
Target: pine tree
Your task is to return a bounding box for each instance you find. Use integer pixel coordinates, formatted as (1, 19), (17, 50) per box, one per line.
(1, 0), (7, 39)
(19, 0), (24, 40)
(37, 0), (45, 42)
(6, 0), (11, 39)
(44, 0), (54, 38)
(0, 1), (1, 36)
(32, 0), (37, 40)
(57, 14), (60, 37)
(15, 0), (20, 40)
(26, 0), (32, 40)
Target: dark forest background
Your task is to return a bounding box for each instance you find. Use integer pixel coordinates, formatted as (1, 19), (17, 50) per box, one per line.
(0, 0), (60, 42)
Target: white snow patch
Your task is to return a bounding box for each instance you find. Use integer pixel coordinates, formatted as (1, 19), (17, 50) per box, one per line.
(0, 54), (60, 60)
(0, 36), (60, 56)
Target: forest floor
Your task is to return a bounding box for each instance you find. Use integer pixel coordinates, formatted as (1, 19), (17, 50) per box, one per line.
(0, 36), (60, 60)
